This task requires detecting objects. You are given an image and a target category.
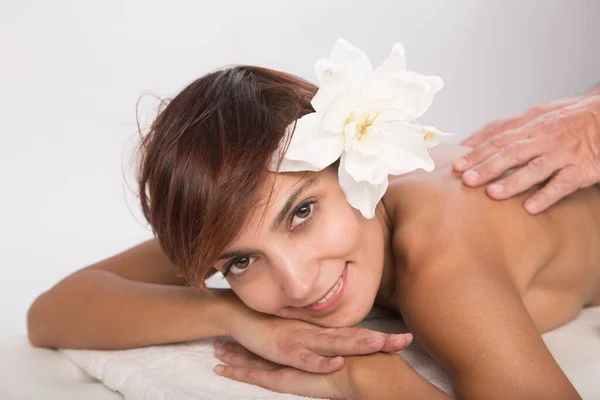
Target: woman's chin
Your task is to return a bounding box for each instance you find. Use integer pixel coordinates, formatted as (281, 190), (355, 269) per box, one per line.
(319, 312), (368, 328)
(305, 300), (374, 328)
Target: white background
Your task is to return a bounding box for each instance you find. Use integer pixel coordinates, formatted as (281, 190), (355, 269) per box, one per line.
(1, 0), (598, 339)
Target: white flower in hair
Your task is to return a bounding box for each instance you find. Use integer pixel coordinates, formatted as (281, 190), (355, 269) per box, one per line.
(270, 39), (452, 218)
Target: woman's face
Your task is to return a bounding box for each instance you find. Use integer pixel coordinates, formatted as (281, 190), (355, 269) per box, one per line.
(213, 167), (390, 327)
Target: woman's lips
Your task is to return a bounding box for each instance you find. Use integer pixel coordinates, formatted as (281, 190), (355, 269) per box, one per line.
(302, 263), (348, 313)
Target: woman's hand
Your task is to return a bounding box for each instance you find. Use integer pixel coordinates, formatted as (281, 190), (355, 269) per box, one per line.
(212, 340), (450, 400)
(212, 339), (352, 399)
(453, 92), (600, 214)
(221, 291), (412, 374)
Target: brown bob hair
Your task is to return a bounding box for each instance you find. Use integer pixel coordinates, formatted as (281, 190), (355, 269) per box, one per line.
(137, 66), (318, 290)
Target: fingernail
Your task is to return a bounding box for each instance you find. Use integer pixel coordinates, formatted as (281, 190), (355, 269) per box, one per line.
(488, 183), (504, 193)
(454, 157), (467, 170)
(213, 339), (223, 347)
(405, 333), (413, 343)
(526, 200), (539, 213)
(215, 347), (226, 355)
(330, 356), (343, 365)
(390, 334), (405, 342)
(463, 170), (479, 183)
(213, 365), (224, 374)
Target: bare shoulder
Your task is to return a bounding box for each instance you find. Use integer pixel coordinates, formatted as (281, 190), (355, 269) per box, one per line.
(382, 144), (558, 289)
(390, 243), (580, 398)
(383, 143), (600, 314)
(83, 238), (189, 286)
(380, 147), (581, 395)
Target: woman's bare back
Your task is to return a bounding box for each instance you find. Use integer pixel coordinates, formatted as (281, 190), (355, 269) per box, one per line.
(380, 144), (600, 333)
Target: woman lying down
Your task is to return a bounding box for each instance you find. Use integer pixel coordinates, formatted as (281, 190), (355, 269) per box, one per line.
(28, 40), (600, 399)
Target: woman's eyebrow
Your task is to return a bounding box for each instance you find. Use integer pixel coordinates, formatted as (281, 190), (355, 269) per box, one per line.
(271, 177), (318, 231)
(216, 177), (319, 263)
(217, 249), (253, 261)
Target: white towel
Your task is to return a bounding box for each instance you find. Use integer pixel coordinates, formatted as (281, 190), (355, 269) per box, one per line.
(60, 306), (452, 399)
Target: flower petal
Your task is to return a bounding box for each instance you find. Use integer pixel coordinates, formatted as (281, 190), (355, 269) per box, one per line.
(312, 59), (348, 113)
(321, 93), (360, 133)
(271, 113), (344, 172)
(338, 153), (388, 219)
(373, 42), (407, 82)
(370, 122), (436, 173)
(422, 125), (454, 148)
(342, 147), (388, 184)
(312, 39), (373, 116)
(276, 158), (323, 172)
(373, 71), (444, 121)
(328, 39), (373, 87)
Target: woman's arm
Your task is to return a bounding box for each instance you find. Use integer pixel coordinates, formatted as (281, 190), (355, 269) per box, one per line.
(27, 239), (240, 349)
(392, 250), (581, 399)
(344, 352), (450, 399)
(28, 239), (410, 375)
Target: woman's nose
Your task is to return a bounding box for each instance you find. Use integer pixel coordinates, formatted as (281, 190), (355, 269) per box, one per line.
(271, 248), (319, 302)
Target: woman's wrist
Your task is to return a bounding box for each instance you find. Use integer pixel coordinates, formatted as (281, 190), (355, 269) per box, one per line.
(344, 353), (450, 400)
(208, 289), (244, 337)
(209, 289), (270, 337)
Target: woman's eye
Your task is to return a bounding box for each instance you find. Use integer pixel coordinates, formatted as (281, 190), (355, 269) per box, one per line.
(228, 256), (255, 276)
(291, 202), (314, 227)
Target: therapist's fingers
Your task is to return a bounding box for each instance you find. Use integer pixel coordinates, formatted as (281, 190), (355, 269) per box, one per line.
(485, 154), (566, 200)
(460, 107), (548, 148)
(460, 96), (582, 148)
(460, 119), (511, 148)
(454, 127), (538, 173)
(461, 135), (552, 187)
(523, 166), (581, 214)
(460, 115), (537, 148)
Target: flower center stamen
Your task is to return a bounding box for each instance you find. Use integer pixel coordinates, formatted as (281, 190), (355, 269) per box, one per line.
(423, 128), (436, 140)
(346, 110), (381, 141)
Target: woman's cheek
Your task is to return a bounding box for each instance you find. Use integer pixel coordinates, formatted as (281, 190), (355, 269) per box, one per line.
(233, 283), (279, 315)
(318, 204), (362, 254)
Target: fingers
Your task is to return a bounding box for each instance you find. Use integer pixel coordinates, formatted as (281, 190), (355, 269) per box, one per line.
(310, 327), (411, 356)
(213, 363), (333, 399)
(455, 94), (598, 211)
(460, 119), (510, 148)
(293, 347), (345, 373)
(272, 336), (345, 373)
(460, 96), (580, 148)
(310, 327), (384, 356)
(454, 127), (537, 174)
(213, 339), (278, 371)
(213, 365), (289, 393)
(461, 109), (545, 148)
(485, 152), (568, 200)
(462, 135), (555, 188)
(381, 332), (413, 353)
(523, 167), (580, 214)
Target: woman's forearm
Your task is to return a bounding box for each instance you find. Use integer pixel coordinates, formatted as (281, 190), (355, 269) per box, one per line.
(345, 353), (450, 400)
(27, 269), (240, 350)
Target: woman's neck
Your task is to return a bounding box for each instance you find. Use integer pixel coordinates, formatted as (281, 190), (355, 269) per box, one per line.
(373, 201), (401, 309)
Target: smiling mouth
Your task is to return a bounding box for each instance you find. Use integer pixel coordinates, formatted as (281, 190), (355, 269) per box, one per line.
(302, 263), (348, 313)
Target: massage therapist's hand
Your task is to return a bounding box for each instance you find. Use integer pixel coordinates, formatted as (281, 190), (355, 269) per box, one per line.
(221, 292), (412, 374)
(453, 90), (600, 214)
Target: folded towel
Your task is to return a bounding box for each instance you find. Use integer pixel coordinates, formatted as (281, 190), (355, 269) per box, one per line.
(60, 306), (452, 399)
